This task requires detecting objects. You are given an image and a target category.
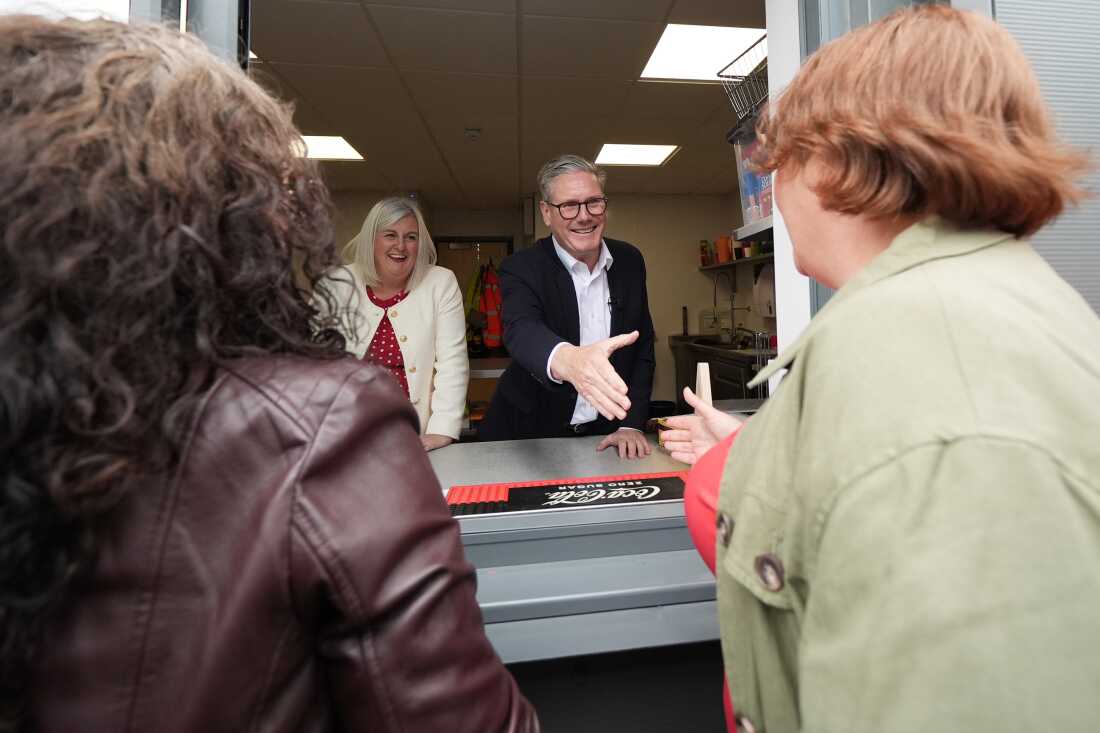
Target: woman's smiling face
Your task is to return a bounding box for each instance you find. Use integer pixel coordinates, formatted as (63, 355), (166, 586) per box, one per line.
(373, 214), (419, 290)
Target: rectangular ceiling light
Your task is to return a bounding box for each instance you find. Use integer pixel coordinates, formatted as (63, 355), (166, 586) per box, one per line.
(595, 144), (679, 167)
(641, 24), (765, 82)
(298, 136), (364, 161)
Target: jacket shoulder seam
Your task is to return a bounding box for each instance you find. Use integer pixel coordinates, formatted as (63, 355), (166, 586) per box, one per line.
(287, 367), (375, 620)
(810, 433), (1097, 559)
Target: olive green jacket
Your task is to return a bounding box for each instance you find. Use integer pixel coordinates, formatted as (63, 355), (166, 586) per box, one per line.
(717, 219), (1100, 733)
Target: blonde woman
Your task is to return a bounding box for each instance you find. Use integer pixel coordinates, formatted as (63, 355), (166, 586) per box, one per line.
(322, 197), (468, 450)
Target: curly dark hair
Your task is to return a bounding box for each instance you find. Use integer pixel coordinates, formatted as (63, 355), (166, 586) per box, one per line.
(0, 16), (348, 726)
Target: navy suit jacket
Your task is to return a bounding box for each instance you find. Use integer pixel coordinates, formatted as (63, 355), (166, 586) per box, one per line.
(480, 236), (656, 440)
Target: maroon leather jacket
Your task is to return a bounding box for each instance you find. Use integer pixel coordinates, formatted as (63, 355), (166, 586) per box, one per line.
(31, 357), (538, 732)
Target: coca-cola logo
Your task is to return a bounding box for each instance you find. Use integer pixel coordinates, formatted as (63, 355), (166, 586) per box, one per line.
(543, 481), (662, 506)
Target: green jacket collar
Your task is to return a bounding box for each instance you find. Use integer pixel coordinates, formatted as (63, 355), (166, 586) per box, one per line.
(750, 218), (1014, 388)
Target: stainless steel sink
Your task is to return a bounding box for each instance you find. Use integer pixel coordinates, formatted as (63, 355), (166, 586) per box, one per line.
(691, 337), (736, 348)
(688, 338), (776, 360)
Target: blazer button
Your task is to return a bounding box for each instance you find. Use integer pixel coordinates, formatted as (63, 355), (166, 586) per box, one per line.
(399, 335), (407, 342)
(389, 309), (398, 317)
(754, 553), (785, 592)
(735, 714), (757, 733)
(716, 512), (734, 546)
(408, 366), (417, 373)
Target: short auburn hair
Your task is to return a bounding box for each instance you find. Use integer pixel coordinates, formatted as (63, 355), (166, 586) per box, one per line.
(756, 5), (1089, 237)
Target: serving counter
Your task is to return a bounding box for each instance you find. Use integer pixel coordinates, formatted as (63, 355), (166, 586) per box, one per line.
(429, 434), (715, 664)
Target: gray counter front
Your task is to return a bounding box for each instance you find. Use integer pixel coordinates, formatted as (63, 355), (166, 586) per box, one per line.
(429, 434), (717, 664)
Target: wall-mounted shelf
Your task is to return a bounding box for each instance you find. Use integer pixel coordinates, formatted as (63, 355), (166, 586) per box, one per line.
(699, 253), (773, 273)
(734, 216), (772, 241)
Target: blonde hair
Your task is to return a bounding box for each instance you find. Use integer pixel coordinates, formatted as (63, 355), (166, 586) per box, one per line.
(756, 5), (1089, 237)
(343, 197), (437, 290)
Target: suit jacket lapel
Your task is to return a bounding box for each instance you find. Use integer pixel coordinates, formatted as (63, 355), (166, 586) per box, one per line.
(607, 249), (625, 337)
(541, 238), (581, 345)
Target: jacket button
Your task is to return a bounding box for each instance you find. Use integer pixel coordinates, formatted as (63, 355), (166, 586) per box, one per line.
(408, 366), (417, 373)
(399, 335), (407, 342)
(735, 714), (757, 733)
(716, 512), (734, 546)
(390, 309), (398, 317)
(754, 553), (785, 592)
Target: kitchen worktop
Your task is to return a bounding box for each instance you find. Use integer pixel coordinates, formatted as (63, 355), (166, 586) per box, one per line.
(469, 356), (510, 379)
(668, 333), (777, 361)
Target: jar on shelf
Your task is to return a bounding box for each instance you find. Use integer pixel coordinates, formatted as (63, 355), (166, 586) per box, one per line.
(717, 235), (733, 263)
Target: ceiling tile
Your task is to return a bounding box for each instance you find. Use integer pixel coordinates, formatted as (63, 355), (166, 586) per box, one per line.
(270, 63), (464, 202)
(249, 65), (333, 133)
(522, 16), (663, 80)
(251, 1), (388, 67)
(368, 6), (517, 74)
(608, 117), (703, 143)
(405, 72), (517, 126)
(268, 64), (409, 137)
(620, 80), (729, 120)
(521, 78), (631, 128)
(317, 161), (394, 191)
(667, 0), (766, 28)
(522, 0), (672, 22)
(521, 135), (610, 187)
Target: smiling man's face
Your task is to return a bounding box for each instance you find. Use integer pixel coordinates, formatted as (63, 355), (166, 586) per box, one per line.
(540, 171), (606, 268)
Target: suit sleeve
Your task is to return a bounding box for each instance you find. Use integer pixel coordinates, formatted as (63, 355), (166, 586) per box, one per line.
(290, 366), (538, 733)
(621, 254), (655, 430)
(499, 255), (572, 392)
(425, 271), (469, 439)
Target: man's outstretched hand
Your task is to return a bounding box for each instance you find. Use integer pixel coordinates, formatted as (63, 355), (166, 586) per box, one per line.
(550, 331), (639, 421)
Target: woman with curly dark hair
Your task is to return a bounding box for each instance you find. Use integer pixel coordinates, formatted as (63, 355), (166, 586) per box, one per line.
(0, 15), (536, 732)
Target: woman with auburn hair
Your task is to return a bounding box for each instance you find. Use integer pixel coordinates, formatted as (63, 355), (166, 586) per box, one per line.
(318, 198), (469, 451)
(663, 6), (1100, 733)
(0, 16), (535, 732)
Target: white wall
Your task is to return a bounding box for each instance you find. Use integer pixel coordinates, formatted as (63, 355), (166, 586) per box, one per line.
(765, 0), (813, 350)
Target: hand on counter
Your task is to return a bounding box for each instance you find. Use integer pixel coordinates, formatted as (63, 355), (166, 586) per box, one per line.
(661, 387), (743, 465)
(597, 427), (653, 460)
(420, 433), (454, 452)
(550, 331), (638, 421)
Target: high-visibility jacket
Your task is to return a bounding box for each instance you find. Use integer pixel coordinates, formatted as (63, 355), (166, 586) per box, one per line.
(478, 264), (502, 348)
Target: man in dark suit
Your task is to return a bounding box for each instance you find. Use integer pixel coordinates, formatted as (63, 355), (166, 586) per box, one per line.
(480, 155), (656, 458)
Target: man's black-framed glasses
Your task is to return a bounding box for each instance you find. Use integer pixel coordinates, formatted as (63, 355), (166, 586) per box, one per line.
(545, 196), (608, 220)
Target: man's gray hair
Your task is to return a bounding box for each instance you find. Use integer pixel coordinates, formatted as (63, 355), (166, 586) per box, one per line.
(537, 154), (607, 202)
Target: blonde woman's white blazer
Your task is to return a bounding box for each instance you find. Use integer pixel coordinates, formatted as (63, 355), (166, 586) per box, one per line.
(321, 264), (469, 439)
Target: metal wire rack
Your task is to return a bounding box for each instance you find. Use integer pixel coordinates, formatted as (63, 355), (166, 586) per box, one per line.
(718, 35), (768, 127)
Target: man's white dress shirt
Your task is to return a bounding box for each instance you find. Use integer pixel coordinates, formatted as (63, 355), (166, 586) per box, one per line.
(545, 237), (628, 428)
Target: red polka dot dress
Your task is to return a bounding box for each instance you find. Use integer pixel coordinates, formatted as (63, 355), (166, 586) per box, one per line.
(364, 287), (411, 398)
